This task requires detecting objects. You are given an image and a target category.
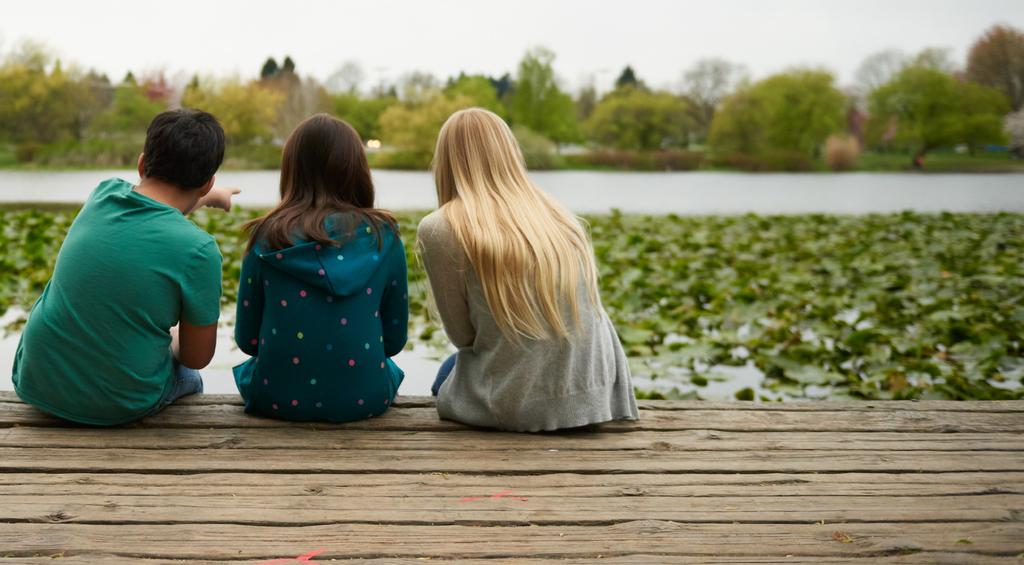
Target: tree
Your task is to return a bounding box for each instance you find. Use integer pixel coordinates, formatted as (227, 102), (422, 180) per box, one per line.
(867, 66), (1008, 164)
(398, 71), (439, 104)
(681, 58), (748, 143)
(181, 79), (283, 144)
(444, 73), (505, 116)
(489, 73), (513, 99)
(709, 69), (846, 156)
(379, 93), (475, 158)
(260, 57), (279, 79)
(614, 66), (640, 90)
(282, 56), (296, 74)
(576, 81), (597, 122)
(967, 24), (1024, 111)
(331, 93), (396, 141)
(911, 48), (956, 73)
(508, 47), (577, 143)
(327, 61), (365, 95)
(854, 50), (907, 98)
(90, 81), (165, 136)
(0, 44), (82, 144)
(585, 89), (692, 150)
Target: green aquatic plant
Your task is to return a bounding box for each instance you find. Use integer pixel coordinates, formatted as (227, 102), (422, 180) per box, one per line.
(1, 205), (1021, 400)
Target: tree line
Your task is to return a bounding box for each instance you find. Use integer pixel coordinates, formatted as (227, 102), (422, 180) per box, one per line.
(0, 24), (1021, 171)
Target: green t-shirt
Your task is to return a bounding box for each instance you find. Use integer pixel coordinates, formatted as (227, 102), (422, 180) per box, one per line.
(12, 178), (222, 425)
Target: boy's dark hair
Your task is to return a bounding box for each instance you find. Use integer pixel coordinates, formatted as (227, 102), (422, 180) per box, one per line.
(142, 109), (225, 190)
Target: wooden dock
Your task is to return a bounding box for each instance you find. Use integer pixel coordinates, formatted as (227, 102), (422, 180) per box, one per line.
(0, 391), (1022, 563)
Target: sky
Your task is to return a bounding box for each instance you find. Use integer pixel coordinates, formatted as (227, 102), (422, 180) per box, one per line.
(2, 0), (1022, 93)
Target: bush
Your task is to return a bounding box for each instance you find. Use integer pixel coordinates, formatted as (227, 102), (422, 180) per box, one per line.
(824, 135), (860, 171)
(652, 150), (704, 171)
(710, 151), (815, 172)
(513, 125), (562, 170)
(37, 138), (140, 168)
(15, 142), (41, 163)
(579, 149), (651, 170)
(373, 150), (432, 170)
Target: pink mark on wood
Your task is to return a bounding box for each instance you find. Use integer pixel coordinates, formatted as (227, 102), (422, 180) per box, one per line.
(256, 548), (326, 565)
(459, 489), (529, 503)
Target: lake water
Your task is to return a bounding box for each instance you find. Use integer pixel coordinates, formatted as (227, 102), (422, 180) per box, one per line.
(1, 170), (1021, 399)
(1, 169), (1022, 214)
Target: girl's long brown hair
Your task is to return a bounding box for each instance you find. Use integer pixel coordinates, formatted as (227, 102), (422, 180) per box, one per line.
(245, 113), (396, 252)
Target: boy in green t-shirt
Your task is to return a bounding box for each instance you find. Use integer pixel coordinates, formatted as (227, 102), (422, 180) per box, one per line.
(12, 109), (240, 425)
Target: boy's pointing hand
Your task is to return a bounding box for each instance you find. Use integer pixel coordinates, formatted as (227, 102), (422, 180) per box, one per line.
(202, 186), (242, 212)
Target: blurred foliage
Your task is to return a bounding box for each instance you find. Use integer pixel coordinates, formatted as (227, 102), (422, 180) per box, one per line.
(584, 87), (693, 150)
(509, 47), (578, 143)
(967, 25), (1024, 111)
(710, 69), (846, 157)
(181, 78), (283, 145)
(1, 205), (1021, 401)
(867, 66), (1009, 160)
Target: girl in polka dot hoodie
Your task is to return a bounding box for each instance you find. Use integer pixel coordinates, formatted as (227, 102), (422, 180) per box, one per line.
(232, 114), (408, 423)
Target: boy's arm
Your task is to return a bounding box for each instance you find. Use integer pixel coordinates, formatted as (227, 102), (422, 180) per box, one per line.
(188, 186), (241, 214)
(177, 240), (223, 369)
(234, 248), (265, 356)
(174, 320), (218, 369)
(380, 236), (409, 357)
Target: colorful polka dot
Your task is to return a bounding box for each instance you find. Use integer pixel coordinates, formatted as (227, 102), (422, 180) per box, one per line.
(297, 331), (304, 340)
(348, 359), (356, 367)
(272, 403), (279, 410)
(384, 398), (389, 405)
(357, 398), (364, 405)
(336, 254), (344, 261)
(315, 244), (322, 251)
(372, 254), (379, 261)
(374, 310), (379, 318)
(265, 280), (270, 286)
(310, 378), (317, 385)
(276, 253), (283, 260)
(315, 401), (322, 408)
(263, 378), (268, 385)
(318, 269), (325, 276)
(272, 328), (278, 335)
(366, 288), (373, 295)
(364, 342), (370, 350)
(341, 318), (348, 326)
(379, 336), (383, 342)
(299, 290), (307, 297)
(380, 361), (385, 369)
(261, 338), (266, 345)
(365, 226), (371, 234)
(243, 300), (249, 307)
(292, 357), (300, 365)
(291, 399), (298, 407)
(250, 338), (257, 345)
(247, 277), (252, 284)
(280, 300), (288, 307)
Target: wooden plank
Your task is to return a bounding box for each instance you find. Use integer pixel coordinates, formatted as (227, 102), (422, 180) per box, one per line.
(2, 427), (1021, 452)
(1, 493), (1020, 525)
(5, 554), (1021, 564)
(2, 401), (1022, 433)
(1, 472), (1020, 498)
(1, 522), (1020, 559)
(1, 447), (1021, 474)
(5, 391), (1022, 412)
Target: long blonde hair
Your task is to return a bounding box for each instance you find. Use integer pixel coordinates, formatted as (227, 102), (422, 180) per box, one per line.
(431, 108), (599, 341)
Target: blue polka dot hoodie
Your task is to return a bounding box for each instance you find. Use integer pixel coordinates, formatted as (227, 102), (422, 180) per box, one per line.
(233, 214), (408, 422)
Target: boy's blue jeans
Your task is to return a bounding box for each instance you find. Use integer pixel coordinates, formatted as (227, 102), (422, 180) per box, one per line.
(147, 361), (203, 416)
(431, 354), (457, 397)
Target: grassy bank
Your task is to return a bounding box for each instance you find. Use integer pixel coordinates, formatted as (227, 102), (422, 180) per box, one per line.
(1, 205), (1021, 400)
(4, 142), (1022, 173)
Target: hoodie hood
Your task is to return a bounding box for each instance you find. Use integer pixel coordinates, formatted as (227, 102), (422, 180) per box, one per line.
(257, 216), (398, 297)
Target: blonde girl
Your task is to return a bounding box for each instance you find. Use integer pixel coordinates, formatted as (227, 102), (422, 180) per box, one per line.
(417, 108), (638, 432)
